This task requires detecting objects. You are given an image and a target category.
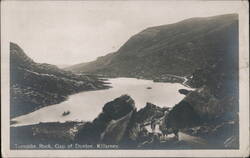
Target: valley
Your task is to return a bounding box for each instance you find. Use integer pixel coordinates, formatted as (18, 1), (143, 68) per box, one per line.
(10, 13), (239, 149)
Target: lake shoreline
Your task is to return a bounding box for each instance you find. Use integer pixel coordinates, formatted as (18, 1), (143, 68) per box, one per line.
(91, 74), (192, 88)
(11, 77), (191, 127)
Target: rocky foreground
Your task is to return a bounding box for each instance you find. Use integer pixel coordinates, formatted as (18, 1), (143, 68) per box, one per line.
(11, 92), (238, 149)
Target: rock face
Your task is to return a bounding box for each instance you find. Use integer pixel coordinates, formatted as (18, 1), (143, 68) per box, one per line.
(184, 87), (236, 119)
(133, 102), (167, 124)
(166, 100), (202, 129)
(166, 86), (238, 127)
(122, 102), (171, 147)
(66, 14), (238, 81)
(10, 42), (110, 118)
(76, 95), (136, 144)
(75, 97), (173, 147)
(101, 111), (134, 144)
(103, 95), (135, 120)
(166, 86), (238, 148)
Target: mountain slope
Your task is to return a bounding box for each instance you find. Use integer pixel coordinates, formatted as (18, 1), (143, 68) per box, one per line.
(66, 14), (238, 79)
(10, 42), (110, 118)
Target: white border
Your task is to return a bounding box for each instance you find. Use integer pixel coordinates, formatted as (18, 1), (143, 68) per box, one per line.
(1, 0), (249, 157)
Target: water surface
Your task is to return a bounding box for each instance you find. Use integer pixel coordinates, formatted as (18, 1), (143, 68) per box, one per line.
(12, 78), (192, 126)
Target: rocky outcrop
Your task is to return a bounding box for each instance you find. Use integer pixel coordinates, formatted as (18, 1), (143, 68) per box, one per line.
(102, 95), (135, 120)
(133, 102), (168, 124)
(75, 95), (136, 144)
(101, 111), (134, 144)
(184, 86), (237, 119)
(122, 102), (171, 147)
(165, 85), (238, 148)
(165, 100), (202, 130)
(166, 86), (238, 127)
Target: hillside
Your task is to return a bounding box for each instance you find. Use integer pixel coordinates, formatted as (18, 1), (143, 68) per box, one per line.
(66, 14), (238, 80)
(10, 42), (110, 118)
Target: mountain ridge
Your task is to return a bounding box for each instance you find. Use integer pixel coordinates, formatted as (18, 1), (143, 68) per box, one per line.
(66, 13), (238, 80)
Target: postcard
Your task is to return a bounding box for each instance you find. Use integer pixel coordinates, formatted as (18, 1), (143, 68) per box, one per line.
(1, 0), (249, 157)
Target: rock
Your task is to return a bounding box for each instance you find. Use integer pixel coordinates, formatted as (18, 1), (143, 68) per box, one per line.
(103, 95), (135, 120)
(125, 123), (141, 143)
(183, 86), (220, 118)
(166, 85), (237, 132)
(134, 102), (165, 124)
(76, 95), (136, 144)
(166, 101), (202, 130)
(124, 102), (169, 146)
(75, 122), (100, 144)
(101, 111), (134, 144)
(178, 89), (191, 95)
(182, 86), (237, 120)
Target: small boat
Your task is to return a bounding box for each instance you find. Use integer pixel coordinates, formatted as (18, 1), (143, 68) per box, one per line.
(146, 87), (152, 89)
(62, 111), (70, 116)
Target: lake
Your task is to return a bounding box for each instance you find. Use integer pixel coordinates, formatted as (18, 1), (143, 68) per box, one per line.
(11, 78), (192, 127)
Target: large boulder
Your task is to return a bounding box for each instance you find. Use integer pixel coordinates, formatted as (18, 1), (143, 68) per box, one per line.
(103, 95), (135, 120)
(76, 95), (136, 144)
(101, 111), (134, 144)
(166, 85), (238, 130)
(166, 101), (201, 130)
(182, 86), (237, 119)
(134, 102), (166, 124)
(183, 86), (220, 118)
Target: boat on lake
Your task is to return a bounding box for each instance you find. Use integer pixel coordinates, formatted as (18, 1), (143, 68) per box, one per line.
(62, 111), (70, 116)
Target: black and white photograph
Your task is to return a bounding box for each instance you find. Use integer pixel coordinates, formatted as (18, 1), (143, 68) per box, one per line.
(1, 0), (249, 157)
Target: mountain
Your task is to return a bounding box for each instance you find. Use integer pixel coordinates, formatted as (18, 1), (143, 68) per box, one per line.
(66, 14), (238, 79)
(10, 42), (110, 118)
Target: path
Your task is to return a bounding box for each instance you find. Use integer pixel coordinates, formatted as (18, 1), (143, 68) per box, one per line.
(178, 132), (208, 146)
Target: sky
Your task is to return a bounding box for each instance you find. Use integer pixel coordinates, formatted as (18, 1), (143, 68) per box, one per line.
(2, 0), (245, 66)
